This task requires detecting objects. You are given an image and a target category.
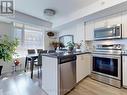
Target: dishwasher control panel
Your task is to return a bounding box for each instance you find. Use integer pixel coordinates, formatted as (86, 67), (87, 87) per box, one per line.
(59, 55), (76, 64)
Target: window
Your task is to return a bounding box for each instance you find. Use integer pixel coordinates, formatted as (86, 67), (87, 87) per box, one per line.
(14, 23), (44, 56)
(24, 28), (43, 48)
(14, 28), (23, 45)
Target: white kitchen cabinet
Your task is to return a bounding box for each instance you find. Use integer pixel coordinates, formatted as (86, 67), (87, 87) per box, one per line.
(42, 56), (58, 95)
(85, 21), (94, 41)
(75, 21), (85, 43)
(76, 54), (91, 83)
(122, 11), (127, 38)
(94, 13), (122, 28)
(122, 56), (127, 88)
(107, 13), (122, 26)
(94, 17), (107, 28)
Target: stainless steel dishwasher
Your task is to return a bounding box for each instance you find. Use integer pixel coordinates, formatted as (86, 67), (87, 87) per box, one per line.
(59, 55), (77, 95)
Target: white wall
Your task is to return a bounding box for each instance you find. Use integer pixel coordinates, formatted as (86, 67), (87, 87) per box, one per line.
(58, 19), (85, 44)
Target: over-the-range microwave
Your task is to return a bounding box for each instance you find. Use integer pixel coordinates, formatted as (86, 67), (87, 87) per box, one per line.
(94, 24), (122, 40)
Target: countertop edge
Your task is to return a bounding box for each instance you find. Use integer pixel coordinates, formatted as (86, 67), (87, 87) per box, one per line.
(42, 52), (91, 58)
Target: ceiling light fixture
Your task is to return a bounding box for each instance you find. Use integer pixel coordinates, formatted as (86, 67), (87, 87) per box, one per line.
(44, 9), (56, 16)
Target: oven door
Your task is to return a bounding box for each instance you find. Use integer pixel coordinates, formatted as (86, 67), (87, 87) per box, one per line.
(92, 54), (121, 80)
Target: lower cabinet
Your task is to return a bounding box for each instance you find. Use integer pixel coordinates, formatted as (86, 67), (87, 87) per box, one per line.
(122, 56), (127, 88)
(76, 54), (91, 83)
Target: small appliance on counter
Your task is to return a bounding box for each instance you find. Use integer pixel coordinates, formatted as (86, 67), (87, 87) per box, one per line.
(91, 44), (123, 88)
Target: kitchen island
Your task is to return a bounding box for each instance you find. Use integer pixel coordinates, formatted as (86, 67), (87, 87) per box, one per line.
(41, 52), (91, 95)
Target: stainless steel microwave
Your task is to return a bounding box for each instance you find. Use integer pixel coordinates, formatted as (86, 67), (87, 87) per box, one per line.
(94, 24), (122, 40)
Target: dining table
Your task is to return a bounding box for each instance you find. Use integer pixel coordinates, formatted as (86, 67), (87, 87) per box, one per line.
(25, 54), (38, 78)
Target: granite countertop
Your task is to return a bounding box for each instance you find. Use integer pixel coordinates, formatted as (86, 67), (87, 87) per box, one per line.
(74, 51), (91, 55)
(42, 51), (91, 58)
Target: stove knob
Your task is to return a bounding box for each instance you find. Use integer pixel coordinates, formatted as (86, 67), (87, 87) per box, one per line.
(116, 44), (120, 49)
(114, 45), (117, 49)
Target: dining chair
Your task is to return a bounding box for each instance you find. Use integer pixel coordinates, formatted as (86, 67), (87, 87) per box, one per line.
(25, 49), (37, 71)
(48, 50), (56, 53)
(37, 49), (43, 54)
(42, 50), (48, 53)
(28, 49), (36, 54)
(34, 52), (42, 78)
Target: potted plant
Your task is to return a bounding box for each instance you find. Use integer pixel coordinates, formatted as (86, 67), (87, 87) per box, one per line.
(50, 41), (59, 50)
(0, 35), (19, 75)
(59, 42), (65, 48)
(66, 41), (75, 52)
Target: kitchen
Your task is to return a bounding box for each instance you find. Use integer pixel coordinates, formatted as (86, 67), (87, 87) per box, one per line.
(41, 1), (127, 95)
(1, 0), (127, 95)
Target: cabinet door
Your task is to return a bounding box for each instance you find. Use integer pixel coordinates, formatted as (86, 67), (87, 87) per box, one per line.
(123, 56), (127, 87)
(85, 21), (94, 41)
(76, 21), (85, 43)
(107, 13), (122, 26)
(84, 54), (91, 75)
(122, 11), (127, 38)
(76, 54), (91, 83)
(94, 17), (107, 28)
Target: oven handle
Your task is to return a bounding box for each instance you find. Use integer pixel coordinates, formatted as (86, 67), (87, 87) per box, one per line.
(92, 54), (121, 59)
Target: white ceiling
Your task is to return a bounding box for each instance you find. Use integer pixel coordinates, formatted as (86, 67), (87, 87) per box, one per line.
(15, 0), (98, 24)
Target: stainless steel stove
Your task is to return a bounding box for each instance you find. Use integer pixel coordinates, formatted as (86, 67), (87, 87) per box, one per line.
(91, 44), (122, 88)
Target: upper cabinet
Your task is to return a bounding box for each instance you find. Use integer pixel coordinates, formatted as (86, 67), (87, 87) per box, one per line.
(76, 21), (85, 43)
(106, 13), (122, 26)
(94, 13), (122, 28)
(122, 11), (127, 38)
(94, 17), (107, 29)
(85, 21), (94, 41)
(84, 12), (126, 40)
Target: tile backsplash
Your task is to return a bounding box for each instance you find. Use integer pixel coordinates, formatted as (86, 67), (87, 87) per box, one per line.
(85, 41), (93, 52)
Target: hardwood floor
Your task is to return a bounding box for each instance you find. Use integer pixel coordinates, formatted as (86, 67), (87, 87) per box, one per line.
(0, 73), (47, 95)
(67, 77), (127, 95)
(1, 71), (127, 95)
